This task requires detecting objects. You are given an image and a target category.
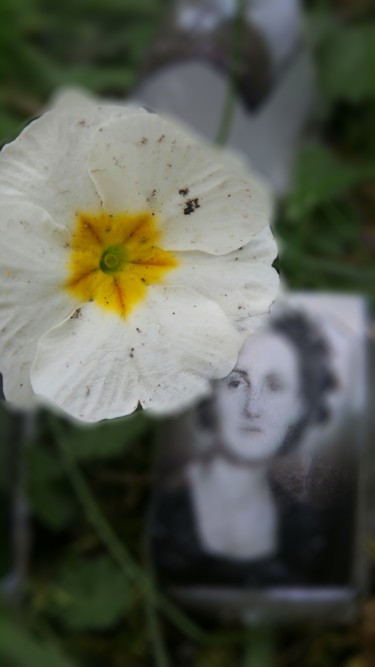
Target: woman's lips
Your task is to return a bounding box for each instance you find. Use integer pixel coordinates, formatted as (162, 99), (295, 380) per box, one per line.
(239, 425), (262, 433)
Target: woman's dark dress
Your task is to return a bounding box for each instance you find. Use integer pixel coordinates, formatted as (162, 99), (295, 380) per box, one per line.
(150, 474), (355, 588)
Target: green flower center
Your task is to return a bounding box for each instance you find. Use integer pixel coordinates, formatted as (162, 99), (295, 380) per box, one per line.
(100, 245), (127, 275)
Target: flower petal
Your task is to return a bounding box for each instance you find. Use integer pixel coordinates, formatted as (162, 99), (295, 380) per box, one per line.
(89, 113), (272, 255)
(0, 201), (78, 406)
(31, 286), (242, 422)
(169, 227), (279, 333)
(0, 101), (145, 231)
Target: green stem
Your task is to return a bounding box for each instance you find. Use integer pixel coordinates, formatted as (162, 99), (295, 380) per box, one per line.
(142, 420), (170, 667)
(144, 551), (170, 667)
(243, 625), (275, 667)
(54, 419), (205, 643)
(215, 0), (247, 146)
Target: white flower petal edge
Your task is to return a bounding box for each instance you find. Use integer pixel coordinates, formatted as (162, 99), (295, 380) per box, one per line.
(30, 287), (242, 422)
(0, 201), (78, 406)
(136, 108), (274, 201)
(170, 227), (279, 333)
(89, 113), (272, 255)
(0, 91), (279, 421)
(0, 103), (146, 231)
(49, 87), (147, 121)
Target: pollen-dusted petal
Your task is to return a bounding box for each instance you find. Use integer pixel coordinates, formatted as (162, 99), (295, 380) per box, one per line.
(89, 113), (271, 255)
(169, 227), (279, 333)
(0, 201), (79, 406)
(30, 286), (241, 422)
(0, 103), (144, 231)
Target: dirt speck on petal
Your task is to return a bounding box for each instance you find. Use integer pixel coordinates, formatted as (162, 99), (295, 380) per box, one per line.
(183, 198), (200, 215)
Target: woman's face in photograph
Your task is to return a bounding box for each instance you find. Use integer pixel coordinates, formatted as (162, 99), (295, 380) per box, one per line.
(214, 333), (303, 462)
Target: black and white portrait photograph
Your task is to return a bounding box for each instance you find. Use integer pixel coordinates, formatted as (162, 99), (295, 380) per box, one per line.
(150, 294), (368, 599)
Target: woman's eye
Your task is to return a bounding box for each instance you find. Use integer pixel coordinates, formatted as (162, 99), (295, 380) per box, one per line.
(228, 380), (241, 389)
(266, 375), (284, 392)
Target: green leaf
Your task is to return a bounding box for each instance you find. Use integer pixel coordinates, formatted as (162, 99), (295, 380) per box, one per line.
(24, 411), (150, 528)
(27, 479), (77, 531)
(25, 445), (76, 530)
(49, 411), (150, 462)
(1, 616), (80, 667)
(318, 25), (375, 105)
(27, 446), (62, 481)
(286, 145), (375, 219)
(0, 108), (24, 145)
(49, 556), (132, 630)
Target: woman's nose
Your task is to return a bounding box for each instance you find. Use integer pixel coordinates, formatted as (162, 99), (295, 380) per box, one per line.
(243, 391), (261, 418)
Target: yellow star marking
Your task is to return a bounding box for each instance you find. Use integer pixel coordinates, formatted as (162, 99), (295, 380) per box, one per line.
(65, 211), (178, 318)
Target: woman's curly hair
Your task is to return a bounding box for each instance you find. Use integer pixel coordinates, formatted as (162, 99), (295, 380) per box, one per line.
(270, 307), (338, 454)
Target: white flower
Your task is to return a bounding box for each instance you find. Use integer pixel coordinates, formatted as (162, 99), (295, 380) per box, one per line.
(0, 91), (278, 422)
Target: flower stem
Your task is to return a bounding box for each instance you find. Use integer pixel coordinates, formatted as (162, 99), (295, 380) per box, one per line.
(144, 549), (170, 667)
(3, 412), (35, 601)
(215, 0), (247, 146)
(243, 625), (275, 667)
(142, 420), (170, 667)
(54, 419), (205, 644)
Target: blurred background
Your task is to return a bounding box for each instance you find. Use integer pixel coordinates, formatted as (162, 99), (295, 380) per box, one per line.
(1, 0), (375, 665)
